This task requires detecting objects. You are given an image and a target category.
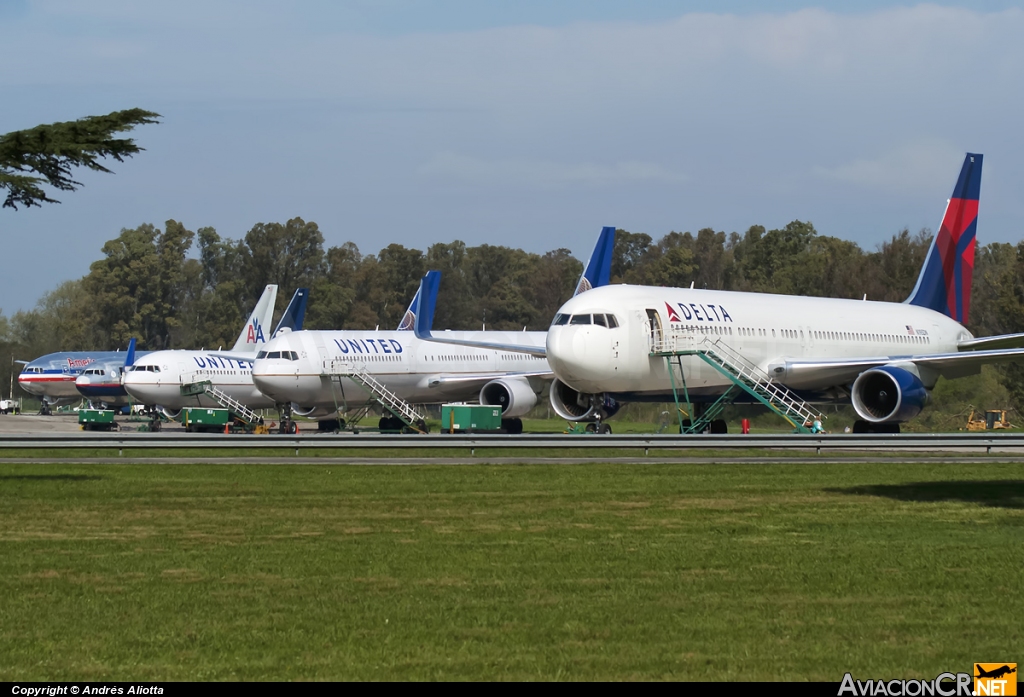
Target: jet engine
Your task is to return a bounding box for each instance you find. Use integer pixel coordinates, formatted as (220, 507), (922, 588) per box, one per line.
(851, 366), (929, 423)
(548, 379), (621, 422)
(290, 403), (338, 419)
(479, 377), (538, 418)
(159, 406), (182, 420)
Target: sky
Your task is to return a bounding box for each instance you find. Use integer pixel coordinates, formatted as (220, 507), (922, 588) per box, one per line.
(2, 1), (1024, 312)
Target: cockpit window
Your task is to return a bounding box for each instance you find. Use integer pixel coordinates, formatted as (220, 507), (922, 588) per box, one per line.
(551, 314), (570, 326)
(570, 314), (591, 325)
(288, 351), (299, 361)
(267, 351), (281, 359)
(593, 314), (607, 327)
(606, 314), (619, 328)
(256, 351), (267, 359)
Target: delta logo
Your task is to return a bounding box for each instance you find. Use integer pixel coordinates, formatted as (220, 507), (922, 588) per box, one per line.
(975, 664), (1016, 696)
(665, 302), (681, 322)
(246, 319), (266, 344)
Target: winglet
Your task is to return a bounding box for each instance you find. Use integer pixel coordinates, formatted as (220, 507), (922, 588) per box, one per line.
(231, 284), (279, 352)
(124, 338), (136, 368)
(906, 153), (983, 323)
(272, 288), (309, 338)
(413, 270), (441, 340)
(573, 226), (616, 296)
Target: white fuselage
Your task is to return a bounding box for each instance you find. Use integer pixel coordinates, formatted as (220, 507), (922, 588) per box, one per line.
(547, 285), (972, 400)
(252, 330), (549, 412)
(122, 351), (268, 410)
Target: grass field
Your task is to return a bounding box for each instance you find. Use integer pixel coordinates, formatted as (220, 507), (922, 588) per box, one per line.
(1, 460), (1021, 680)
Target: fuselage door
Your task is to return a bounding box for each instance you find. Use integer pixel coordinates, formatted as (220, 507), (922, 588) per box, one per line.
(645, 308), (663, 351)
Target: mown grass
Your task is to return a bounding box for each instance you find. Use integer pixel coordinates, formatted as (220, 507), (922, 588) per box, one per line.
(0, 461), (1021, 680)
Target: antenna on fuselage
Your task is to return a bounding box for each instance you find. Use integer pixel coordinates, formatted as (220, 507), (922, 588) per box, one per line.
(689, 281), (694, 289)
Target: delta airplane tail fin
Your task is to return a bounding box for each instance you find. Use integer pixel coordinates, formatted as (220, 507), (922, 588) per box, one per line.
(397, 286), (421, 331)
(573, 226), (616, 296)
(272, 288), (309, 338)
(906, 153), (982, 323)
(231, 284), (279, 352)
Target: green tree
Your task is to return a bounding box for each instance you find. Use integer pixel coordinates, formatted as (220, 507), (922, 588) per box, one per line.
(0, 109), (159, 209)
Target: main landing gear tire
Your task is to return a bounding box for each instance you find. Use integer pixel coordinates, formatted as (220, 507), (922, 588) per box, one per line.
(852, 420), (901, 434)
(710, 419), (728, 434)
(501, 418), (523, 435)
(318, 418), (344, 433)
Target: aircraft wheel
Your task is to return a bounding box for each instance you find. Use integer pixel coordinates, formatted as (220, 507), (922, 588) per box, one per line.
(585, 423), (598, 433)
(598, 423), (612, 434)
(710, 419), (728, 434)
(852, 420), (870, 434)
(415, 419), (429, 434)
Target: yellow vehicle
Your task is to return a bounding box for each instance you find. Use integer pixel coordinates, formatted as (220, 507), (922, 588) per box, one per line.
(965, 409), (1012, 431)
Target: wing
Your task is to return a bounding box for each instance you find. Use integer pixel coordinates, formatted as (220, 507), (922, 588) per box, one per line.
(778, 347), (1024, 388)
(958, 332), (1024, 351)
(413, 270), (548, 357)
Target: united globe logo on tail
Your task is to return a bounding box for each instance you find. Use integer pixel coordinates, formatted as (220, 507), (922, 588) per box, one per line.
(246, 319), (266, 344)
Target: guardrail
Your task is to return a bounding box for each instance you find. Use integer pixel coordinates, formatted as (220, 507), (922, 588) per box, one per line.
(1, 432), (1023, 456)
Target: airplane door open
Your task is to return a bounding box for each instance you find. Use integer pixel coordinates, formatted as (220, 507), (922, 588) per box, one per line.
(645, 308), (663, 350)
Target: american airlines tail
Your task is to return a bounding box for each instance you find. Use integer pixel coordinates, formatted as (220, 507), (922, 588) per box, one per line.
(573, 226), (616, 296)
(231, 285), (279, 352)
(906, 153), (982, 323)
(272, 288), (310, 338)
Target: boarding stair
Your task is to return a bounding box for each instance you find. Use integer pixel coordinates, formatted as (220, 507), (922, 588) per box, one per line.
(179, 378), (263, 427)
(651, 334), (821, 434)
(322, 360), (426, 431)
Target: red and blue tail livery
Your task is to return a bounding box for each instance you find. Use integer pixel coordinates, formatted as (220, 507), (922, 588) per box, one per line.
(906, 153), (982, 323)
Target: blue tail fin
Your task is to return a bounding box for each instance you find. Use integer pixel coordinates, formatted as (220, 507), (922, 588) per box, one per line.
(573, 226), (616, 296)
(124, 338), (136, 367)
(906, 153), (982, 323)
(413, 270), (441, 339)
(273, 288), (309, 338)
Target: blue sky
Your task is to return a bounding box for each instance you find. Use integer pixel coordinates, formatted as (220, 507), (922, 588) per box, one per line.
(3, 1), (1024, 311)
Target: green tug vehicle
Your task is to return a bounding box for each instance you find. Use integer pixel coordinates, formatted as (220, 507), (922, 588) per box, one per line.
(79, 409), (117, 432)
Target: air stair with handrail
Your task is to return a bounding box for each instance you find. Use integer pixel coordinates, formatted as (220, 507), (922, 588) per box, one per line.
(651, 333), (822, 434)
(322, 360), (427, 431)
(180, 377), (263, 427)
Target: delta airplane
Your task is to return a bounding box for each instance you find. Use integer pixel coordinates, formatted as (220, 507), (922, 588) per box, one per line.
(250, 227), (616, 433)
(415, 154), (1020, 433)
(122, 286), (307, 418)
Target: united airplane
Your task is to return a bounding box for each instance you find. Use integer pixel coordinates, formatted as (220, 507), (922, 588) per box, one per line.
(250, 227), (616, 433)
(415, 154), (1018, 433)
(122, 286), (307, 417)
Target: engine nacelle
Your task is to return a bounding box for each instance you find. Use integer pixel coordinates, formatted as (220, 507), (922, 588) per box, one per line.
(290, 403), (338, 419)
(480, 377), (538, 418)
(159, 406), (182, 420)
(548, 379), (621, 422)
(851, 366), (929, 423)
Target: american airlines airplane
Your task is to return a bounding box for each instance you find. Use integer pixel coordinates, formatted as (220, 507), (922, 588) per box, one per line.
(19, 346), (151, 413)
(250, 227), (616, 433)
(122, 286), (306, 418)
(415, 154), (1018, 434)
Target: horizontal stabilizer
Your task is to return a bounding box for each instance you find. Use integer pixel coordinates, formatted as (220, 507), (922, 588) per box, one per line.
(958, 333), (1024, 351)
(413, 270), (547, 357)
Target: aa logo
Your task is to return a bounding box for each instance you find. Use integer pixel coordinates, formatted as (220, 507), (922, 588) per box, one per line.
(975, 663), (1016, 696)
(246, 320), (265, 344)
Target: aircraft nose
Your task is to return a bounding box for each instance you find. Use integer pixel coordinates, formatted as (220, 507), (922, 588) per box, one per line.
(547, 326), (612, 389)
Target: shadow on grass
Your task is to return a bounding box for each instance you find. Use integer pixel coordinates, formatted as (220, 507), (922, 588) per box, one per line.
(0, 474), (104, 482)
(827, 480), (1024, 510)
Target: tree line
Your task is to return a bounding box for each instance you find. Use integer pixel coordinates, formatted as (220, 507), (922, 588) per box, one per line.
(3, 217), (1024, 410)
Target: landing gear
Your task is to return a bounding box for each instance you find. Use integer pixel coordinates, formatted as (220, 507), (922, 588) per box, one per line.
(39, 402), (52, 416)
(583, 419), (612, 434)
(318, 418), (344, 433)
(501, 418), (523, 435)
(852, 420), (900, 434)
(709, 419), (728, 434)
(415, 418), (429, 434)
(277, 403), (297, 434)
